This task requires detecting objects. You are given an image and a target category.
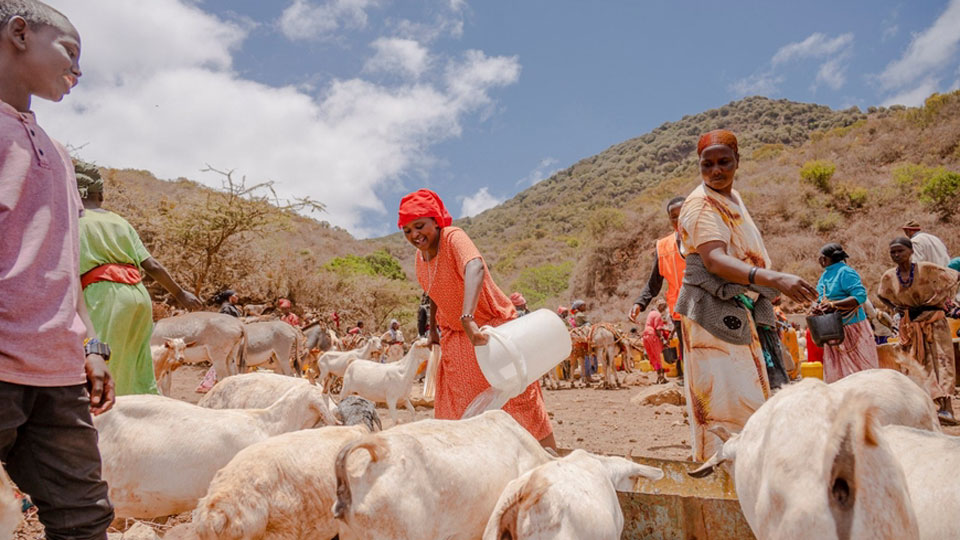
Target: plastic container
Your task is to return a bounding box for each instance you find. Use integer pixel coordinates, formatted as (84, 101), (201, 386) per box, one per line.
(800, 361), (823, 380)
(805, 313), (844, 346)
(463, 309), (572, 417)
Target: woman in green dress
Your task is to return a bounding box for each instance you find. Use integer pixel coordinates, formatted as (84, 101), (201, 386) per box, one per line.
(75, 162), (201, 395)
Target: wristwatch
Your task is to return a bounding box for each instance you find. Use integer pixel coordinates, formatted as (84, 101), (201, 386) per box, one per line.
(83, 337), (111, 362)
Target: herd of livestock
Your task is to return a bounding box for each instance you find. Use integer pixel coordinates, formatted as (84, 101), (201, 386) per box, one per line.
(3, 309), (960, 539)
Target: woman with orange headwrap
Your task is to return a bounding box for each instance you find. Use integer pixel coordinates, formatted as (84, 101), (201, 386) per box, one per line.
(398, 189), (555, 449)
(674, 130), (817, 461)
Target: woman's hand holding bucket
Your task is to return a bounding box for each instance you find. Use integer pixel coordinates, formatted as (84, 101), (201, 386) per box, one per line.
(462, 316), (489, 346)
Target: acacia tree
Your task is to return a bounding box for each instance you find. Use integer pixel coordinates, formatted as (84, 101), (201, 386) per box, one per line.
(161, 166), (324, 297)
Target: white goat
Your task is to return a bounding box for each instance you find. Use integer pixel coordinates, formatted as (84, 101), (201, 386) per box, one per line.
(314, 337), (382, 390)
(829, 369), (940, 432)
(198, 372), (338, 425)
(483, 449), (663, 540)
(333, 410), (553, 540)
(1, 464), (21, 540)
(339, 337), (430, 425)
(694, 379), (920, 539)
(151, 337), (190, 396)
(882, 425), (960, 539)
(690, 368), (941, 478)
(94, 385), (332, 518)
(166, 425), (370, 540)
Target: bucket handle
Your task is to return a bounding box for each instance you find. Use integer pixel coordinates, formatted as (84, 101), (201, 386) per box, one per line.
(480, 325), (528, 398)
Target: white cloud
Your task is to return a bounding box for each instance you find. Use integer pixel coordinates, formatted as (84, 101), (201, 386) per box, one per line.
(460, 187), (502, 217)
(771, 32), (853, 65)
(876, 0), (960, 92)
(732, 31), (853, 96)
(279, 0), (378, 41)
(391, 0), (467, 42)
(882, 24), (899, 42)
(815, 52), (850, 91)
(38, 0), (520, 237)
(364, 38), (430, 79)
(516, 157), (561, 186)
(882, 77), (941, 107)
(729, 72), (784, 97)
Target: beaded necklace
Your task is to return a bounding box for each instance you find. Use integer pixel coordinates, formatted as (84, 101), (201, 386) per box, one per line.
(896, 262), (915, 287)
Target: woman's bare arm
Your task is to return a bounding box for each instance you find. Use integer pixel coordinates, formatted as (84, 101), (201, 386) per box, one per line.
(697, 240), (817, 304)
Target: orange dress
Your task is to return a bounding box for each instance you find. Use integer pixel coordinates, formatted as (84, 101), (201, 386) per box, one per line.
(416, 227), (552, 440)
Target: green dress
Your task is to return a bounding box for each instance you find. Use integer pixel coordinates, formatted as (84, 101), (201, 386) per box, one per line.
(79, 209), (157, 395)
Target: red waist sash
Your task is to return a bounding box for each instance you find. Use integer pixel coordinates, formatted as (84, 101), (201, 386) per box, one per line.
(81, 263), (142, 290)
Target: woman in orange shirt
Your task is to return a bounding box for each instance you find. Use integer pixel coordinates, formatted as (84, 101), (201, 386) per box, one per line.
(398, 189), (555, 449)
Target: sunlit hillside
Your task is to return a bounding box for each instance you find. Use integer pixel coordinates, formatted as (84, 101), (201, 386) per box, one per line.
(96, 92), (960, 327)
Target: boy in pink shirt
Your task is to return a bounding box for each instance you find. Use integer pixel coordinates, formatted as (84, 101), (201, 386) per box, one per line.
(0, 2), (115, 538)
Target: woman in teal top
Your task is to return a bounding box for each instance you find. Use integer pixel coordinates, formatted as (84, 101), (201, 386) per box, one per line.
(812, 243), (878, 382)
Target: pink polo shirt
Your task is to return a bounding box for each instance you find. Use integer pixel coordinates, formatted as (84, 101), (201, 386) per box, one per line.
(0, 99), (87, 387)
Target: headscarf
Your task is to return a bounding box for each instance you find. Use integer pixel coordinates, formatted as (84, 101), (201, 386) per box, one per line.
(75, 160), (103, 199)
(397, 189), (453, 229)
(697, 129), (739, 157)
(510, 292), (526, 307)
(819, 243), (849, 264)
(277, 298), (292, 310)
(890, 237), (913, 250)
(571, 299), (586, 311)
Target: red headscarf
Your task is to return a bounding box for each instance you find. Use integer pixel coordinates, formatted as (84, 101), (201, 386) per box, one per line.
(397, 189), (453, 229)
(697, 129), (739, 157)
(510, 292), (526, 306)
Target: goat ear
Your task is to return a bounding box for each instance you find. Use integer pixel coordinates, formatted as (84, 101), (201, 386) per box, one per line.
(184, 340), (198, 347)
(827, 395), (878, 536)
(164, 338), (174, 348)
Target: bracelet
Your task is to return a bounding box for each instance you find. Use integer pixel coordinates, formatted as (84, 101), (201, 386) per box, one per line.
(748, 266), (759, 284)
(460, 314), (474, 321)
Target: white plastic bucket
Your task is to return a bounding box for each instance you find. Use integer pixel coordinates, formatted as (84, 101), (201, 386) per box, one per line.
(475, 308), (572, 399)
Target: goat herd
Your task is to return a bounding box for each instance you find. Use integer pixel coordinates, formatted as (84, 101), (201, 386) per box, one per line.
(3, 309), (960, 539)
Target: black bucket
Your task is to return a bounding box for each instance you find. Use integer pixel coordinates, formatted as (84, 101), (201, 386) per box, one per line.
(805, 312), (845, 346)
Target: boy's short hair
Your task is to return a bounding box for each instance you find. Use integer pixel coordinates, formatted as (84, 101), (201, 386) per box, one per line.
(665, 196), (686, 212)
(0, 0), (67, 30)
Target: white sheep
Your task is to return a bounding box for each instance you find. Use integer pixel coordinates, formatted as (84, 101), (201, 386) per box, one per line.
(313, 337), (382, 390)
(483, 449), (663, 540)
(165, 424), (371, 540)
(332, 410), (553, 540)
(1, 464), (21, 540)
(94, 385), (332, 518)
(339, 337), (430, 425)
(151, 337), (190, 396)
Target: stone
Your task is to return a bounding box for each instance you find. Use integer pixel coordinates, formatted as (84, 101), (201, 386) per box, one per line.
(123, 522), (160, 540)
(630, 385), (685, 407)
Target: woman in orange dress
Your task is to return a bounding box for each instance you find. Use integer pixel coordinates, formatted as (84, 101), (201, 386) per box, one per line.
(398, 189), (555, 449)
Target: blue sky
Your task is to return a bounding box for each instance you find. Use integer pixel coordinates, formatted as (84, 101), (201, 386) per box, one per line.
(39, 1), (960, 237)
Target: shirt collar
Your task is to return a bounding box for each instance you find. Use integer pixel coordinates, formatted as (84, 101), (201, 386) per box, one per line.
(0, 99), (37, 125)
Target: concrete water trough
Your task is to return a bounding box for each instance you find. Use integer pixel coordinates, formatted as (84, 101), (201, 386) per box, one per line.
(622, 456), (755, 540)
(561, 449), (755, 539)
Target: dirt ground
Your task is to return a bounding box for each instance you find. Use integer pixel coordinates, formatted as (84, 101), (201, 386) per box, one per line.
(15, 363), (960, 538)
